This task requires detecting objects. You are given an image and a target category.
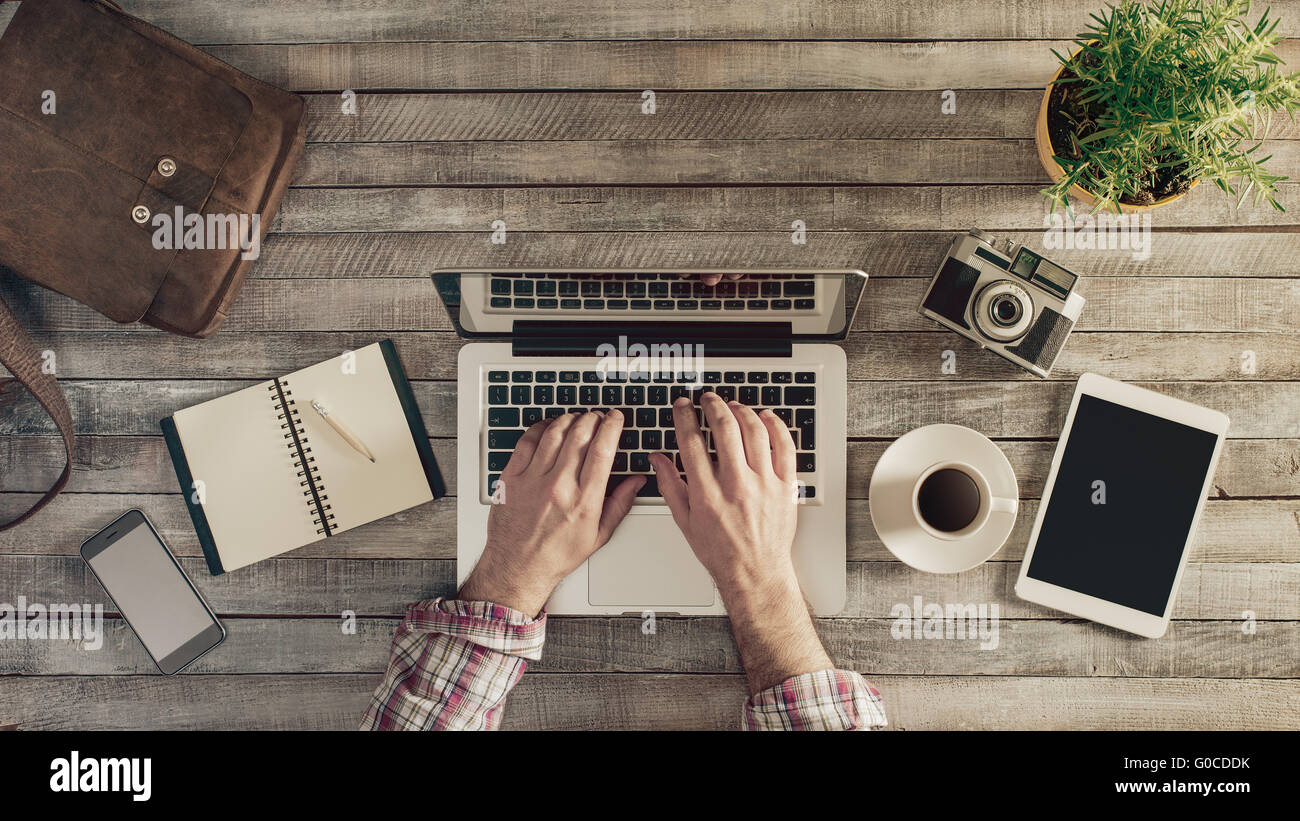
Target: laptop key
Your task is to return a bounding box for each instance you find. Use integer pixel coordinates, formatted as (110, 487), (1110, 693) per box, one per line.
(784, 386), (815, 406)
(796, 372), (816, 383)
(488, 430), (525, 449)
(619, 430), (638, 449)
(602, 386), (622, 405)
(488, 370), (510, 383)
(522, 408), (543, 426)
(488, 385), (509, 404)
(490, 297), (511, 308)
(487, 452), (513, 471)
(636, 408), (657, 427)
(613, 452), (628, 472)
(561, 298), (582, 309)
(579, 386), (599, 405)
(761, 386), (781, 405)
(512, 370), (533, 382)
(544, 407), (565, 419)
(797, 453), (816, 472)
(641, 430), (661, 450)
(535, 371), (556, 383)
(796, 409), (816, 450)
(559, 371), (581, 383)
(510, 385), (531, 404)
(739, 386), (759, 405)
(487, 407), (519, 427)
(772, 372), (793, 384)
(630, 452), (651, 472)
(557, 385), (576, 405)
(533, 385), (554, 404)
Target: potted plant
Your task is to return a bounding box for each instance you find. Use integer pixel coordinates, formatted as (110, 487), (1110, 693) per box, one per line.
(1037, 0), (1300, 213)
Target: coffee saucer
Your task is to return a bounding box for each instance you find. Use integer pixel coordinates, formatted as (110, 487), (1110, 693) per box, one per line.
(869, 424), (1019, 574)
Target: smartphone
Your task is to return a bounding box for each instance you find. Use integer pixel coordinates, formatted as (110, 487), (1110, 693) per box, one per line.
(80, 509), (225, 674)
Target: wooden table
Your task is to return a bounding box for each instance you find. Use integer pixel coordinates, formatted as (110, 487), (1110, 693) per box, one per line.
(1, 0), (1298, 730)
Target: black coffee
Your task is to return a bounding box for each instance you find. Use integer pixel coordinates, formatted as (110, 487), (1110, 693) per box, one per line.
(917, 468), (982, 532)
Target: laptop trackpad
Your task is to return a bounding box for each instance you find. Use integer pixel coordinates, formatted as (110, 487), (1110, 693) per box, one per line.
(588, 514), (715, 607)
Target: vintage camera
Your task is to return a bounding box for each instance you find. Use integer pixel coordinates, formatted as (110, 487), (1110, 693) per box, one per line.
(918, 230), (1085, 377)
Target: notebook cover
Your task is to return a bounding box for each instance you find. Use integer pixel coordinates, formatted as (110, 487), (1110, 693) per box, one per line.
(379, 338), (447, 499)
(160, 415), (227, 576)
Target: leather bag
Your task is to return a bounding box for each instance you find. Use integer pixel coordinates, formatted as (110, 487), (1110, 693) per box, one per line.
(0, 0), (307, 529)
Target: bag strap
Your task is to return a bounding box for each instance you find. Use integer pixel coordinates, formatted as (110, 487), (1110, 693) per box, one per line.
(0, 295), (75, 531)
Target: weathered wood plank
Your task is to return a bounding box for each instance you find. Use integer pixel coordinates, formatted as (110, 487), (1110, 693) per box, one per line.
(2, 379), (1295, 437)
(81, 1), (1300, 43)
(0, 673), (1294, 730)
(7, 331), (1298, 382)
(1, 555), (1295, 619)
(5, 276), (1298, 333)
(4, 436), (1297, 499)
(204, 39), (1300, 92)
(3, 616), (1295, 678)
(1, 491), (1294, 562)
(297, 139), (1300, 186)
(246, 231), (1300, 279)
(300, 91), (1300, 142)
(274, 185), (1300, 233)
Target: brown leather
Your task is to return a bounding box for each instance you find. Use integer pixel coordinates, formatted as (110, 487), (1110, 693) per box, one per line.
(0, 297), (74, 531)
(0, 0), (307, 528)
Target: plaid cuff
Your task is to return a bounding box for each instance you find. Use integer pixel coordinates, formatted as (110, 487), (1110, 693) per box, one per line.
(404, 598), (548, 660)
(743, 668), (888, 731)
(359, 598), (546, 731)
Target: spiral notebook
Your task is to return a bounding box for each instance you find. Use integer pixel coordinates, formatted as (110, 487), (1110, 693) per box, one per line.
(160, 340), (445, 575)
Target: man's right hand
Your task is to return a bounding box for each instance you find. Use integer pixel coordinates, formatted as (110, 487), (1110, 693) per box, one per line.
(650, 393), (833, 694)
(649, 393), (799, 594)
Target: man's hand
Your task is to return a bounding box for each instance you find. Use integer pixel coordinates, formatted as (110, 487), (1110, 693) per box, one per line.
(459, 411), (644, 617)
(649, 393), (798, 592)
(650, 393), (832, 693)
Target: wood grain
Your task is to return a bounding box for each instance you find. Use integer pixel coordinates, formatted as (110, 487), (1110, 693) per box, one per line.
(5, 276), (1298, 333)
(1, 492), (1295, 562)
(203, 39), (1300, 92)
(2, 555), (1295, 619)
(272, 185), (1300, 233)
(0, 674), (1294, 730)
(1, 436), (1295, 498)
(300, 91), (1300, 142)
(296, 139), (1300, 186)
(3, 616), (1295, 678)
(3, 378), (1297, 437)
(245, 231), (1300, 279)
(82, 1), (1300, 43)
(6, 331), (1299, 381)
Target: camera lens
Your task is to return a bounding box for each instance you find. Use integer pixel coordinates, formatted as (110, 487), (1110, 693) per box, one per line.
(990, 294), (1022, 326)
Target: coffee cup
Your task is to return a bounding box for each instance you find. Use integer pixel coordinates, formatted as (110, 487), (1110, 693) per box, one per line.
(911, 460), (1017, 541)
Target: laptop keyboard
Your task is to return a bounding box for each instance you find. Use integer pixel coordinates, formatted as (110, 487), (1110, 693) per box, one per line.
(484, 367), (818, 501)
(487, 272), (817, 313)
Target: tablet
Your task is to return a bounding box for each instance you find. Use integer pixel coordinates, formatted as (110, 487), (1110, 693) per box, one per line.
(1015, 373), (1229, 638)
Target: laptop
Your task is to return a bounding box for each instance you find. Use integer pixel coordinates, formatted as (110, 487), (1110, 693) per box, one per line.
(433, 270), (867, 616)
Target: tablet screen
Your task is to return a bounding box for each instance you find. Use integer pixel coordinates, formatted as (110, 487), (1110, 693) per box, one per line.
(1025, 394), (1219, 616)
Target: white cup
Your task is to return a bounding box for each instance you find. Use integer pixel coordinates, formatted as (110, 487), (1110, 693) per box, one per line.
(911, 460), (1017, 541)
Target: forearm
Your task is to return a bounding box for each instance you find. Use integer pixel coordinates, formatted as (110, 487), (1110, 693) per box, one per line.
(720, 562), (888, 731)
(718, 565), (833, 694)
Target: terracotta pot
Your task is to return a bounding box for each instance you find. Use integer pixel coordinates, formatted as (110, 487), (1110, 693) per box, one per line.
(1035, 56), (1198, 212)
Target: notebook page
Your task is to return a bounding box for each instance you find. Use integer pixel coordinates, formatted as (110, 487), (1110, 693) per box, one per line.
(171, 380), (323, 572)
(285, 343), (433, 534)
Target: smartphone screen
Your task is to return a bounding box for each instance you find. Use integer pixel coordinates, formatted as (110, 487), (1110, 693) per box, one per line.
(81, 510), (224, 674)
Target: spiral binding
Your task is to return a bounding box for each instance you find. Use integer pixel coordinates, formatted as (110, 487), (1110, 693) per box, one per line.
(269, 380), (336, 535)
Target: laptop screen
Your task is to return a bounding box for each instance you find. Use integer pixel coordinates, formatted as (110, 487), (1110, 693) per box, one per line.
(431, 270), (867, 340)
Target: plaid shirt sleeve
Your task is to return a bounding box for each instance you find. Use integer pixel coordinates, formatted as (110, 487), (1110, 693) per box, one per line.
(360, 597), (545, 731)
(742, 668), (888, 731)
